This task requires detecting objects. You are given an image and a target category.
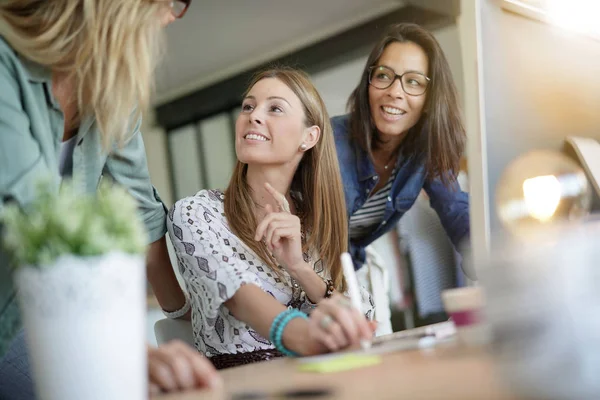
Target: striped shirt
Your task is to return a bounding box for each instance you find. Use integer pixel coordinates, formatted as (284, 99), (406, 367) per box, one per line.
(349, 169), (396, 239)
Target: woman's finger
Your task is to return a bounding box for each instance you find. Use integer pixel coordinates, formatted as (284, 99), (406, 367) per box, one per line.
(353, 308), (375, 340)
(270, 227), (298, 248)
(368, 320), (378, 334)
(313, 310), (352, 351)
(149, 382), (161, 397)
(329, 293), (372, 340)
(309, 311), (338, 352)
(322, 318), (348, 348)
(269, 226), (298, 249)
(175, 342), (222, 390)
(264, 221), (288, 247)
(318, 299), (360, 345)
(148, 348), (178, 392)
(255, 210), (289, 241)
(260, 214), (297, 244)
(318, 333), (339, 352)
(265, 182), (290, 213)
(264, 203), (274, 214)
(255, 211), (278, 241)
(264, 220), (285, 247)
(270, 228), (282, 249)
(157, 343), (196, 390)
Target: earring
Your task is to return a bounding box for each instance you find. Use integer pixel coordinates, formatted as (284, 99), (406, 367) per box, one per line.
(300, 143), (308, 151)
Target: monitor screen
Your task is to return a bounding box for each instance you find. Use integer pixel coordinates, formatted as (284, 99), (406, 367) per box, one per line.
(479, 0), (600, 231)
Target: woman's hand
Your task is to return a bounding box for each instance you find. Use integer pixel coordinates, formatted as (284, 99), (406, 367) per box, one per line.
(254, 182), (304, 272)
(303, 293), (375, 354)
(148, 340), (222, 396)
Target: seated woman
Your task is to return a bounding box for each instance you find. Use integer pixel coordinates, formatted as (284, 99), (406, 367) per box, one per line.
(168, 68), (374, 369)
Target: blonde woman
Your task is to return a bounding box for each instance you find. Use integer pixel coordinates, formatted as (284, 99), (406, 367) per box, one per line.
(0, 1), (221, 397)
(168, 68), (374, 370)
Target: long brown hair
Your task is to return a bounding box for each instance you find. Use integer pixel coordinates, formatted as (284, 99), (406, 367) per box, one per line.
(225, 68), (348, 291)
(347, 23), (465, 185)
(0, 0), (166, 148)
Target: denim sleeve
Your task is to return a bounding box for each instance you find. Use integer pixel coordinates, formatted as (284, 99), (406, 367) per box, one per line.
(349, 242), (367, 271)
(103, 117), (168, 244)
(423, 177), (470, 249)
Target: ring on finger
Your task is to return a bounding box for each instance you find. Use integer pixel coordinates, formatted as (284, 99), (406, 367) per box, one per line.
(319, 314), (334, 330)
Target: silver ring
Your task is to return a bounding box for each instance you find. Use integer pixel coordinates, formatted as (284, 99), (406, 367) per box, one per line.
(319, 315), (333, 330)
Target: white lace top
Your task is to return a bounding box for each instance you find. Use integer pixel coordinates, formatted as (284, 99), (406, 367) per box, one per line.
(167, 189), (374, 357)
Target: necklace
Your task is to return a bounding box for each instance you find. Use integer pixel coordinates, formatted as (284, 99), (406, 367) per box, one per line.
(381, 153), (397, 170)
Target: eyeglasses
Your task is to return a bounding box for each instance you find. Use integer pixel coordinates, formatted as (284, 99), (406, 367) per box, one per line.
(368, 65), (430, 96)
(169, 0), (191, 19)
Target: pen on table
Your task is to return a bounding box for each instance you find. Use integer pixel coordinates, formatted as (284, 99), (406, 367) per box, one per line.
(340, 252), (371, 350)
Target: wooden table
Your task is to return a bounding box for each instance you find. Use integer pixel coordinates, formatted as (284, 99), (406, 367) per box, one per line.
(157, 344), (516, 400)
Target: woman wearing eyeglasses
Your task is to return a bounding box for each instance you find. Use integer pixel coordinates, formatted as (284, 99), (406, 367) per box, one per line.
(0, 1), (221, 398)
(332, 23), (469, 275)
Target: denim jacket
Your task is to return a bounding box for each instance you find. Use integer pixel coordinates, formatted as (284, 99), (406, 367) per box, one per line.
(332, 115), (470, 270)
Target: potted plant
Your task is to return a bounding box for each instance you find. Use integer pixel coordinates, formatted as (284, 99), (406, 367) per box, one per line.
(2, 182), (148, 400)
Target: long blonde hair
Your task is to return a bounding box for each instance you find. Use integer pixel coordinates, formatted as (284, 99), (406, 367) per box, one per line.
(0, 0), (167, 148)
(225, 68), (348, 291)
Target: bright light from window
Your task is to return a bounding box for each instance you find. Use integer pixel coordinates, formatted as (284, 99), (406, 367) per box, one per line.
(502, 0), (600, 39)
(522, 175), (561, 221)
(545, 0), (600, 37)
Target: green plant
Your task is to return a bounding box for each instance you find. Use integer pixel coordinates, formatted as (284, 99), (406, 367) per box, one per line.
(1, 181), (147, 267)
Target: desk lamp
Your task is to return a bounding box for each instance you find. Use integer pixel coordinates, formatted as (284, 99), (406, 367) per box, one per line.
(496, 150), (591, 236)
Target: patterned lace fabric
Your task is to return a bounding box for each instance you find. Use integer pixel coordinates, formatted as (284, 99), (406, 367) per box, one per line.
(167, 189), (374, 358)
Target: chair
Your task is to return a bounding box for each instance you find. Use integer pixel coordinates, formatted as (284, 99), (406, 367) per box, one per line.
(154, 318), (195, 347)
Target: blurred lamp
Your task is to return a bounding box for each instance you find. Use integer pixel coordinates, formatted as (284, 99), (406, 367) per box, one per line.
(496, 150), (591, 234)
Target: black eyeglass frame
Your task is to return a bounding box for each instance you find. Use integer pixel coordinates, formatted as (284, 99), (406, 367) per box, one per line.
(368, 65), (431, 96)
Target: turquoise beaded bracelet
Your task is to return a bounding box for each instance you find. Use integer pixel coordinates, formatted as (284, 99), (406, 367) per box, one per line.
(269, 311), (288, 344)
(269, 309), (308, 357)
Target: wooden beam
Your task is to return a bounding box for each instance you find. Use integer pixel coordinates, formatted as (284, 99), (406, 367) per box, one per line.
(406, 0), (461, 18)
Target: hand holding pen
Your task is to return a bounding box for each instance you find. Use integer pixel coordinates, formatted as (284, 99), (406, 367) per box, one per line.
(305, 292), (374, 354)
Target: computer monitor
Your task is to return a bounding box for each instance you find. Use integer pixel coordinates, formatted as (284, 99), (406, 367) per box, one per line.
(478, 0), (600, 233)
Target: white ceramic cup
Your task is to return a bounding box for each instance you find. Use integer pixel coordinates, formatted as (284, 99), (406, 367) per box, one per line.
(441, 286), (488, 346)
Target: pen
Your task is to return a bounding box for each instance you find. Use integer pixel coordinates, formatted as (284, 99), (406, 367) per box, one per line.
(340, 252), (371, 350)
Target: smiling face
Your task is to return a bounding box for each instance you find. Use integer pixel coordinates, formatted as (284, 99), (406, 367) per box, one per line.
(235, 77), (316, 166)
(368, 41), (429, 140)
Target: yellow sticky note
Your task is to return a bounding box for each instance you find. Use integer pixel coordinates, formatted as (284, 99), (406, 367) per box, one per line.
(298, 354), (382, 373)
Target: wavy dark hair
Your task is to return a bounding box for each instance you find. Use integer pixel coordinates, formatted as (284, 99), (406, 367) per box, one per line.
(347, 23), (465, 185)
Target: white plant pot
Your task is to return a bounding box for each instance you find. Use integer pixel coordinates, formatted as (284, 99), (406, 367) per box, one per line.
(15, 252), (146, 400)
